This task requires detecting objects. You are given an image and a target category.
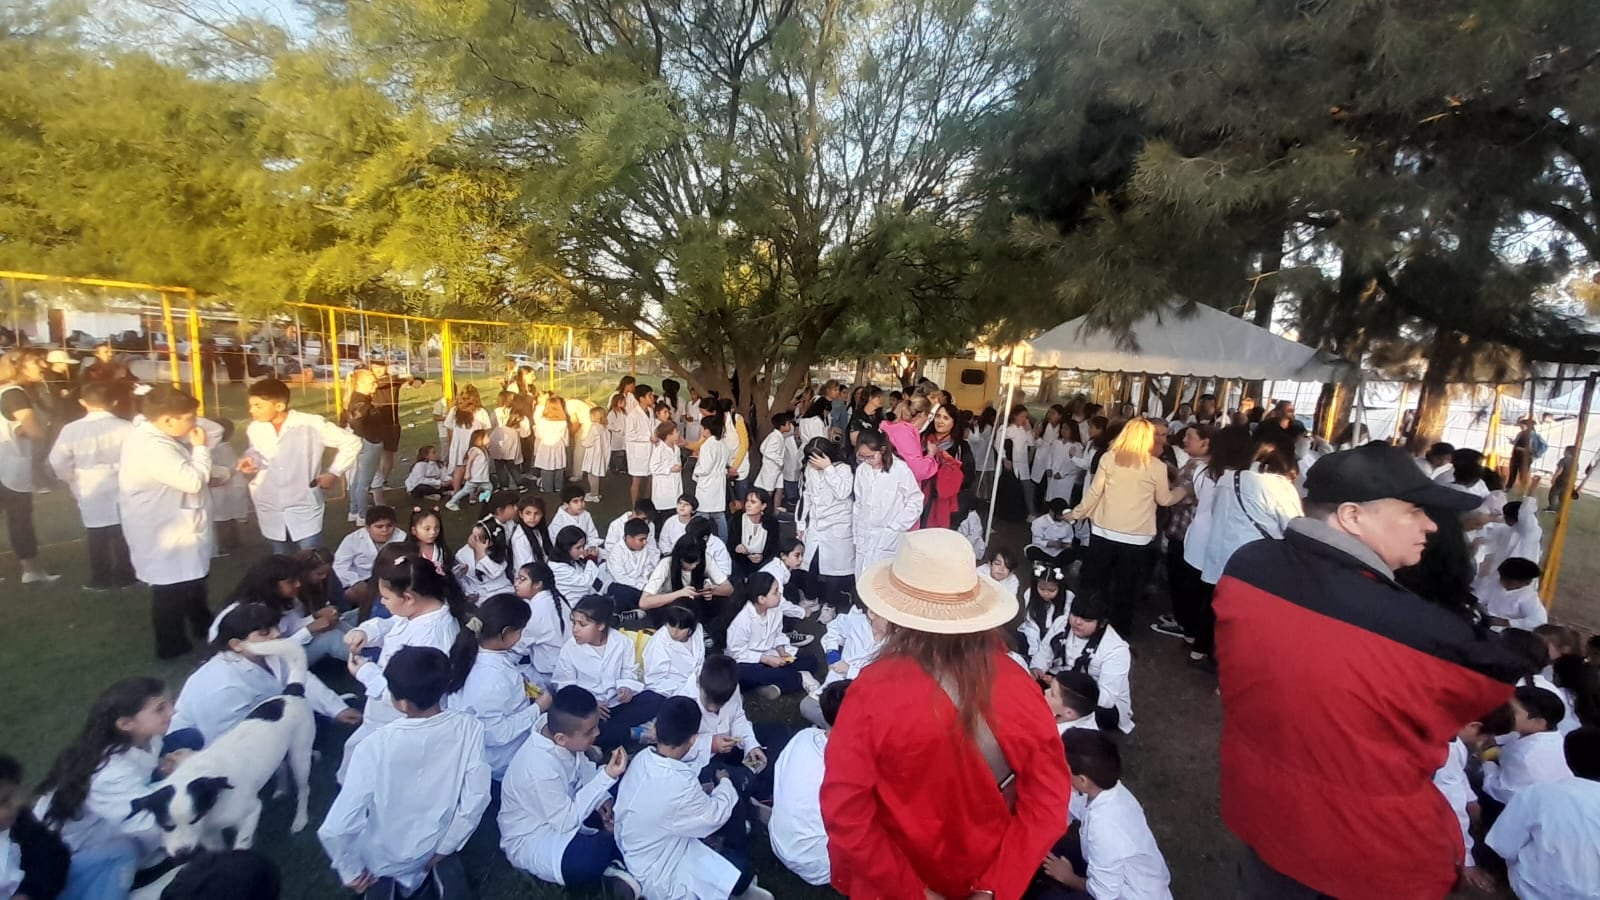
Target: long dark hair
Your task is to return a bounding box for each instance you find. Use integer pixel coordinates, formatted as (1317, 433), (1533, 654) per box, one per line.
(514, 494), (553, 563)
(668, 534), (709, 591)
(374, 549), (477, 693)
(403, 506), (454, 569)
(1026, 558), (1068, 636)
(210, 602), (281, 655)
(878, 626), (1001, 737)
(294, 546), (336, 614)
(1552, 654), (1600, 730)
(553, 525), (589, 568)
(1206, 424), (1257, 480)
(855, 427), (899, 471)
(230, 554), (301, 614)
(519, 561), (566, 635)
(39, 677), (168, 828)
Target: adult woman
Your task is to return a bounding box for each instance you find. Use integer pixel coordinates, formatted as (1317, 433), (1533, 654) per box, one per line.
(821, 528), (1072, 899)
(922, 405), (975, 530)
(445, 384), (490, 478)
(1068, 418), (1183, 636)
(343, 368), (385, 523)
(1197, 432), (1303, 595)
(879, 393), (938, 487)
(847, 385), (884, 447)
(993, 405), (1034, 524)
(1153, 424), (1214, 657)
(0, 349), (58, 583)
(852, 429), (924, 581)
(799, 436), (855, 619)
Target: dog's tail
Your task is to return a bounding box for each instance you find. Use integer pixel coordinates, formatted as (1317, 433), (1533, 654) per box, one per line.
(241, 637), (309, 696)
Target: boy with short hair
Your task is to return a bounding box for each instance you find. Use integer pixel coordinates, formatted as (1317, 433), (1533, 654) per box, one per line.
(318, 646), (491, 899)
(769, 680), (849, 886)
(1044, 670), (1102, 735)
(1041, 730), (1173, 900)
(0, 753), (69, 900)
(499, 686), (640, 896)
(240, 377), (362, 556)
(1481, 558), (1547, 631)
(551, 484), (601, 550)
(754, 413), (793, 511)
(605, 498), (658, 558)
(1483, 686), (1574, 805)
(679, 655), (764, 772)
(404, 445), (447, 500)
(1486, 726), (1600, 899)
(47, 380), (135, 590)
(614, 696), (773, 900)
(332, 505), (406, 619)
(603, 518), (660, 611)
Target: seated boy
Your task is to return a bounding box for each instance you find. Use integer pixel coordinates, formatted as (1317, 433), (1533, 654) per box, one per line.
(317, 647), (491, 899)
(769, 680), (850, 887)
(605, 499), (657, 559)
(499, 686), (640, 896)
(1037, 730), (1173, 900)
(614, 696), (774, 900)
(1486, 726), (1600, 900)
(1482, 686), (1573, 806)
(404, 445), (448, 500)
(0, 753), (69, 900)
(332, 505), (405, 619)
(1480, 558), (1547, 631)
(678, 655), (765, 774)
(551, 486), (601, 552)
(1044, 671), (1102, 735)
(1029, 499), (1076, 563)
(602, 518), (661, 611)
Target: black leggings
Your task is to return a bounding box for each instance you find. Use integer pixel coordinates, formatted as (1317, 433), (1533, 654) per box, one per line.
(1080, 535), (1151, 636)
(805, 555), (855, 613)
(0, 483), (37, 560)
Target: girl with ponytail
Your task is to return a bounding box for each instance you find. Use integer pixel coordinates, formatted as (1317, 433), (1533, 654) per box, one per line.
(511, 561), (568, 686)
(452, 594), (550, 778)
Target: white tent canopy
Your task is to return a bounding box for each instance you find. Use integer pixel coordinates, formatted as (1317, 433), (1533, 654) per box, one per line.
(1017, 300), (1357, 383)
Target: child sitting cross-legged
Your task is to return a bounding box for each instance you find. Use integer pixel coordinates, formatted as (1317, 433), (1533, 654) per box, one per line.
(643, 605), (706, 698)
(1044, 670), (1102, 736)
(404, 444), (448, 500)
(677, 655), (767, 776)
(769, 679), (852, 887)
(1485, 726), (1600, 900)
(450, 594), (552, 780)
(498, 685), (641, 897)
(1482, 685), (1574, 806)
(803, 601), (885, 728)
(317, 646), (491, 899)
(553, 595), (664, 751)
(1034, 730), (1173, 900)
(725, 572), (821, 700)
(614, 696), (775, 900)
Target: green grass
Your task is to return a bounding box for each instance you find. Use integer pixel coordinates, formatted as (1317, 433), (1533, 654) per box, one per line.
(0, 369), (835, 899)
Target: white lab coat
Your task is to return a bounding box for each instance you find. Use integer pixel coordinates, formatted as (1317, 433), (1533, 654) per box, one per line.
(1016, 591), (1073, 662)
(341, 606), (463, 777)
(852, 458), (924, 580)
(657, 514), (690, 555)
(551, 508), (601, 551)
(649, 441), (682, 513)
(48, 409), (132, 527)
(770, 727), (831, 885)
(553, 632), (643, 707)
(208, 441), (251, 523)
(799, 462), (855, 577)
(405, 460), (447, 494)
(726, 603), (793, 663)
(318, 711), (491, 895)
(957, 511), (987, 561)
(245, 410), (361, 542)
(754, 428), (786, 491)
(1480, 581), (1548, 631)
(446, 408), (492, 470)
(1485, 775), (1600, 900)
(1080, 783), (1173, 900)
(604, 512), (654, 558)
(1198, 468), (1302, 584)
(1432, 738), (1475, 866)
(677, 679), (760, 769)
(1033, 619), (1135, 733)
(491, 408), (531, 463)
(604, 540), (661, 590)
(614, 748), (741, 900)
(451, 649), (544, 779)
(780, 428), (802, 483)
(118, 421), (213, 586)
(170, 650), (347, 744)
(1482, 731), (1573, 804)
(643, 626), (705, 697)
(514, 590), (569, 684)
(819, 607), (882, 685)
(0, 832), (19, 899)
(1479, 497), (1543, 573)
(1037, 440), (1086, 503)
(455, 544), (513, 600)
(692, 434), (731, 513)
(581, 423), (610, 477)
(720, 413), (750, 481)
(1005, 423), (1035, 481)
(498, 731), (618, 885)
(550, 558), (599, 606)
(34, 739), (164, 858)
(533, 414), (569, 470)
(333, 527), (406, 588)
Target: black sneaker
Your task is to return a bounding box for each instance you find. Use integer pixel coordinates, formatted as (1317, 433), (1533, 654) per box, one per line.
(1149, 620), (1188, 639)
(617, 609), (646, 628)
(1187, 653), (1218, 675)
(601, 865), (641, 900)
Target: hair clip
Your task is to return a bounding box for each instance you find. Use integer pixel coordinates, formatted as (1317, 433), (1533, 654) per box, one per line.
(466, 616), (483, 634)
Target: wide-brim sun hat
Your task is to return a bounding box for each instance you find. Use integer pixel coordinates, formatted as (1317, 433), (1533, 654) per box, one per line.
(858, 528), (1018, 635)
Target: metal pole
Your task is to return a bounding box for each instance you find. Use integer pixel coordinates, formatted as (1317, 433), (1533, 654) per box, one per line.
(1540, 370), (1597, 609)
(1482, 384), (1503, 466)
(8, 277), (18, 346)
(327, 307), (343, 418)
(185, 289), (204, 414)
(440, 320), (454, 403)
(547, 332), (556, 392)
(984, 363), (1022, 542)
(159, 291), (181, 387)
(630, 334), (638, 378)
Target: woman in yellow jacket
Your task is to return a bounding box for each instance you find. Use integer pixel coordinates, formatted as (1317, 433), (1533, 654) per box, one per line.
(1069, 417), (1186, 635)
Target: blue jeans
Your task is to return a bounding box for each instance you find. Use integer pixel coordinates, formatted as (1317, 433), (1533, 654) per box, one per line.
(705, 510), (728, 545)
(60, 837), (140, 900)
(269, 532), (321, 557)
(447, 481), (490, 508)
(559, 829), (619, 888)
(351, 439), (384, 521)
(539, 467), (563, 493)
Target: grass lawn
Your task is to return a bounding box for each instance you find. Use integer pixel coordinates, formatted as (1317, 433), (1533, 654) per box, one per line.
(2, 370), (1595, 899)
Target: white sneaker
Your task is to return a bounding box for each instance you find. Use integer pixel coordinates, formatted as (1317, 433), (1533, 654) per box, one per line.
(600, 865), (641, 900)
(346, 512), (358, 523)
(799, 597), (821, 615)
(818, 605), (838, 625)
(444, 502), (461, 512)
(754, 685), (781, 701)
(800, 671), (821, 695)
(735, 879), (775, 900)
(21, 571), (60, 584)
(354, 516), (366, 528)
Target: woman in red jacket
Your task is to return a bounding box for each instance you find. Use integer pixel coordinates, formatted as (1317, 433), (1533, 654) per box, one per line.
(921, 404), (975, 530)
(821, 528), (1072, 900)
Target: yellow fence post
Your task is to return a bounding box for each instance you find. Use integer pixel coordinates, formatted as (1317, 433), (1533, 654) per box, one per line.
(159, 291), (182, 388)
(1540, 371), (1598, 609)
(327, 307), (342, 418)
(440, 319), (454, 403)
(1482, 384), (1503, 467)
(185, 289), (204, 414)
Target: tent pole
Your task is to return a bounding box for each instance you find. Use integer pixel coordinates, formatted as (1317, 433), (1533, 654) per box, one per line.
(1540, 370), (1597, 609)
(984, 363), (1022, 542)
(1392, 383), (1410, 445)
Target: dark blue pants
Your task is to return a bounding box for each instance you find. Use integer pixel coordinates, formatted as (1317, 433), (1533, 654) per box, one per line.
(604, 582), (642, 612)
(596, 691), (664, 750)
(737, 659), (805, 694)
(559, 829), (618, 888)
(697, 761), (756, 894)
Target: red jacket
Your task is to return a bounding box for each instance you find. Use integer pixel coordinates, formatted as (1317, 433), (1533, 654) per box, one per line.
(821, 650), (1072, 900)
(1215, 524), (1522, 900)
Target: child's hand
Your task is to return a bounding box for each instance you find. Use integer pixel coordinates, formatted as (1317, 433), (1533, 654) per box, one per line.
(535, 688), (554, 712)
(347, 655), (367, 678)
(314, 472), (338, 490)
(334, 709), (363, 727)
(344, 630), (367, 653)
(712, 734), (739, 754)
(236, 456), (259, 475)
(615, 687), (634, 704)
(760, 653), (785, 667)
(745, 747), (767, 769)
(830, 660), (849, 674)
(158, 749), (194, 776)
(597, 704), (612, 720)
(672, 464), (682, 473)
(605, 747), (629, 778)
(346, 870), (379, 892)
(735, 544), (748, 555)
(1041, 854), (1076, 885)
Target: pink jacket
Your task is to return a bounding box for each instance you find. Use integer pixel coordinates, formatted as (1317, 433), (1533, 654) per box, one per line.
(881, 419), (938, 484)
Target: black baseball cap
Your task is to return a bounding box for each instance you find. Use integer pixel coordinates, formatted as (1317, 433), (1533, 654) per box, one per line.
(1303, 443), (1483, 511)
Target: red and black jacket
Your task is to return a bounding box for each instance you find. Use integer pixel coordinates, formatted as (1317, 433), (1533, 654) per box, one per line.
(1214, 526), (1523, 900)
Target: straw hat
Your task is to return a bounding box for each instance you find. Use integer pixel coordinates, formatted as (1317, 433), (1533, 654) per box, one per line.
(858, 528), (1018, 635)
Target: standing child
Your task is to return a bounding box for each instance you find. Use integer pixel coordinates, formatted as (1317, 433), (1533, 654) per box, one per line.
(238, 377), (361, 555)
(445, 386), (492, 477)
(444, 429), (492, 511)
(404, 445), (448, 500)
(455, 520), (514, 602)
(1032, 594), (1134, 734)
(47, 380), (134, 590)
(799, 437), (855, 621)
(551, 485), (602, 549)
(0, 754), (69, 900)
(318, 647), (491, 899)
(643, 605), (707, 698)
(452, 595), (552, 779)
(580, 406), (610, 502)
(208, 417), (252, 556)
(770, 680), (851, 887)
(431, 393), (451, 457)
(534, 395), (571, 495)
(332, 505), (406, 619)
(513, 561), (570, 688)
(649, 422), (685, 522)
(498, 686), (638, 895)
(1038, 730), (1173, 900)
(614, 696), (774, 900)
(754, 413), (792, 511)
(693, 414), (733, 544)
(489, 392), (531, 490)
(725, 572), (820, 699)
(554, 595), (665, 750)
(1485, 727), (1600, 900)
(624, 384), (656, 505)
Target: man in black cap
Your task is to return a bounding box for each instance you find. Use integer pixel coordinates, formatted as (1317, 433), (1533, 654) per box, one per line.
(1213, 442), (1526, 900)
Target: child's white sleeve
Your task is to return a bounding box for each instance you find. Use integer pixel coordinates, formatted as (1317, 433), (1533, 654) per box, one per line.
(1481, 760), (1506, 804)
(1031, 618), (1065, 672)
(611, 638), (645, 694)
(642, 633), (673, 691)
(820, 614), (846, 653)
(1081, 822), (1135, 900)
(552, 643), (579, 689)
(85, 756), (163, 850)
(1096, 647), (1133, 717)
(304, 671), (353, 721)
(669, 769), (740, 839)
(1484, 789), (1536, 866)
(465, 676), (543, 753)
(1030, 516), (1049, 544)
(318, 743), (377, 885)
(730, 694), (760, 752)
(437, 729), (492, 856)
(355, 616), (399, 648)
(332, 532), (365, 588)
(1509, 593), (1548, 630)
(725, 611), (763, 664)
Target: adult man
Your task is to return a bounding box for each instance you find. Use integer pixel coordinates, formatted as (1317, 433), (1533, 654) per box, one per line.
(1250, 400), (1302, 460)
(822, 379), (849, 436)
(1215, 443), (1525, 899)
(364, 357), (424, 488)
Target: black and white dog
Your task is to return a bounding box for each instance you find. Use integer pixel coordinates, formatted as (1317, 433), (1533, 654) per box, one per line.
(128, 639), (316, 858)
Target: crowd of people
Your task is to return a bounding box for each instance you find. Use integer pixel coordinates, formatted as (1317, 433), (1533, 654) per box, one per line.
(1, 357), (1599, 900)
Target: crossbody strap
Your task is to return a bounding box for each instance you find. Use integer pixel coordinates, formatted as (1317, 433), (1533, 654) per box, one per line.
(940, 676), (1016, 810)
(1233, 471), (1274, 541)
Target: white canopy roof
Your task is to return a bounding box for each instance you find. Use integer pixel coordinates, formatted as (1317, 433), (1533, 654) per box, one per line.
(1018, 300), (1357, 382)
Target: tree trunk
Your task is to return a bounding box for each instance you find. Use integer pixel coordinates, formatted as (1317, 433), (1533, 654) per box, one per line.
(854, 357), (869, 386)
(1413, 332), (1466, 444)
(1162, 376), (1185, 416)
(1241, 224), (1285, 409)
